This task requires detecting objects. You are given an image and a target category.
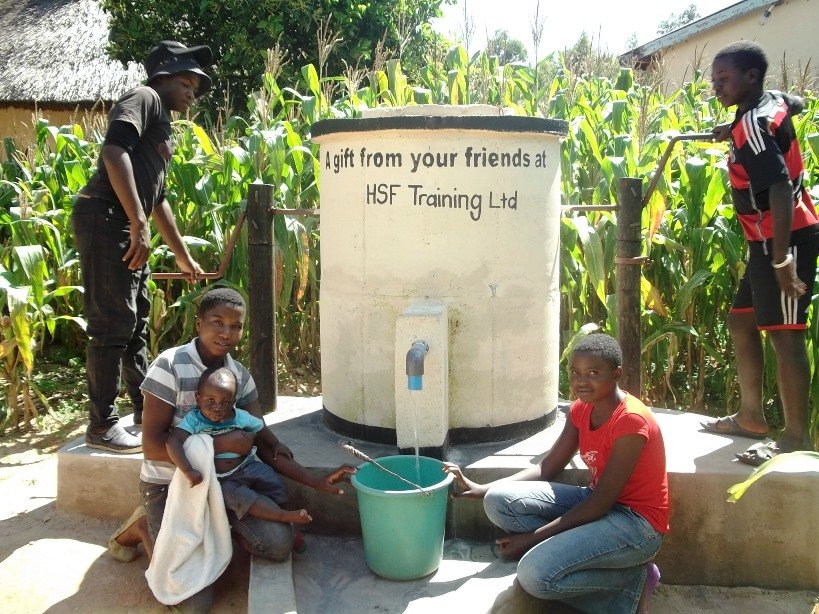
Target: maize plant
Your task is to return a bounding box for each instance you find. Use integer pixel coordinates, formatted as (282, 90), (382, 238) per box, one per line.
(1, 45), (817, 443)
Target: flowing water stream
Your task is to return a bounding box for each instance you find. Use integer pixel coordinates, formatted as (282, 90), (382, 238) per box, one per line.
(408, 390), (421, 484)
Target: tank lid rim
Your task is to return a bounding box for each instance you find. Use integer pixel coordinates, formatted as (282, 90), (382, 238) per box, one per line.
(311, 115), (568, 139)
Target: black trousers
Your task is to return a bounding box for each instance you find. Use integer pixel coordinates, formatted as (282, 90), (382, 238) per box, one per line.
(71, 197), (149, 430)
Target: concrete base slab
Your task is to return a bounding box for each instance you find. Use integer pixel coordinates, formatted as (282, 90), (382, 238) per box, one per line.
(289, 536), (817, 614)
(56, 414), (143, 520)
(249, 555), (296, 614)
(290, 537), (556, 613)
(57, 397), (819, 589)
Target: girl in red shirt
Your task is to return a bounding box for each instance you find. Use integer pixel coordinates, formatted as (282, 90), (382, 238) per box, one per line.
(445, 333), (668, 613)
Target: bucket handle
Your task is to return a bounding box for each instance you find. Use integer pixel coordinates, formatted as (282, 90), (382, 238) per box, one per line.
(339, 441), (431, 497)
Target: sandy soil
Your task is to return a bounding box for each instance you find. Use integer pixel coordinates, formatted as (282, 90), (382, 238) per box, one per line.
(0, 423), (247, 613)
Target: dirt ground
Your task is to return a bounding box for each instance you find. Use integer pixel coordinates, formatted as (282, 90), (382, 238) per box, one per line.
(1, 419), (817, 613)
(0, 420), (248, 614)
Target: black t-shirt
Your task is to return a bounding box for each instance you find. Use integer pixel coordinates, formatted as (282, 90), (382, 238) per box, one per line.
(82, 86), (173, 216)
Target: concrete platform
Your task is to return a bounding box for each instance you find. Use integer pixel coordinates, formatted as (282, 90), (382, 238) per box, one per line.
(249, 555), (296, 614)
(57, 397), (819, 590)
(288, 536), (817, 614)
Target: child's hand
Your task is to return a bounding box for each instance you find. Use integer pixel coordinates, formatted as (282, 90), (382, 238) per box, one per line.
(442, 462), (489, 499)
(184, 469), (203, 487)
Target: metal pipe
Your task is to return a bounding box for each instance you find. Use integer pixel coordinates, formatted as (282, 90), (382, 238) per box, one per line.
(617, 178), (644, 396)
(406, 340), (429, 390)
(339, 441), (431, 496)
(642, 133), (715, 207)
(247, 184), (277, 411)
(152, 211), (247, 280)
(562, 205), (619, 212)
(759, 0), (783, 25)
(151, 208), (319, 280)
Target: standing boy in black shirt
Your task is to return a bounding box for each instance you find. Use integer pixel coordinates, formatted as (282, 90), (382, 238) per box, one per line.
(72, 41), (212, 452)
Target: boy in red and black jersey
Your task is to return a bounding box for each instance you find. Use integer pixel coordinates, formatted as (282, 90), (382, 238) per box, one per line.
(701, 41), (818, 464)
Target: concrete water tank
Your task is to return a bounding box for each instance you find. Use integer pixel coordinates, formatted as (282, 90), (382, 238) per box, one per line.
(312, 106), (567, 450)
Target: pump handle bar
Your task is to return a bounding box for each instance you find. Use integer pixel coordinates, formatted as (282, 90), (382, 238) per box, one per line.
(643, 133), (717, 207)
(152, 208), (321, 281)
(152, 212), (247, 280)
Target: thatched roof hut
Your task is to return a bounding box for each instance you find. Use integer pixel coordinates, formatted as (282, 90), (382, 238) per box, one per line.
(0, 0), (144, 107)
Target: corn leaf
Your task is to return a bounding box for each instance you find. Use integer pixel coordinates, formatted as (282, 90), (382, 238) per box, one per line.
(727, 452), (819, 503)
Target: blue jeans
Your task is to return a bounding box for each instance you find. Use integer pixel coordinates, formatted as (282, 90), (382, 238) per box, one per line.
(483, 481), (663, 614)
(71, 197), (149, 430)
(219, 459), (289, 519)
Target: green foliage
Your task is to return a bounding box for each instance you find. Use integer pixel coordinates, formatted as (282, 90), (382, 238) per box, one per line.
(559, 32), (621, 80)
(100, 0), (450, 116)
(726, 451), (819, 502)
(0, 122), (89, 428)
(3, 44), (818, 445)
(657, 3), (700, 35)
(485, 29), (528, 65)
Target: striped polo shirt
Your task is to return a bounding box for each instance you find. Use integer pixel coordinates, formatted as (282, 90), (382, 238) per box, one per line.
(139, 339), (258, 484)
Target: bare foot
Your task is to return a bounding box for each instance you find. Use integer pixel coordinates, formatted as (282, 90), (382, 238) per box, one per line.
(495, 533), (537, 560)
(775, 435), (814, 453)
(246, 499), (314, 524)
(114, 515), (154, 561)
(284, 509), (312, 525)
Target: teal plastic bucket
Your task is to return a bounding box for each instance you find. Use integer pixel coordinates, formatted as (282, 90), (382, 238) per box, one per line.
(352, 455), (453, 580)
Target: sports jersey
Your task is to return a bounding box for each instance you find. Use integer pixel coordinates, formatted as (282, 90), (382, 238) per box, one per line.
(569, 394), (669, 533)
(728, 90), (819, 243)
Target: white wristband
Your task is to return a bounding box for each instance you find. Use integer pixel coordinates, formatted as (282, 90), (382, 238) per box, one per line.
(771, 253), (794, 269)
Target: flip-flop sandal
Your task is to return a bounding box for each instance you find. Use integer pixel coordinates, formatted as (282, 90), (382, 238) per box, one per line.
(638, 562), (661, 613)
(700, 416), (768, 440)
(107, 505), (146, 562)
(645, 562), (661, 598)
(735, 441), (780, 467)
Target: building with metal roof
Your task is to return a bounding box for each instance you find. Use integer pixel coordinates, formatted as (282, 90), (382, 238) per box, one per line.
(620, 0), (817, 90)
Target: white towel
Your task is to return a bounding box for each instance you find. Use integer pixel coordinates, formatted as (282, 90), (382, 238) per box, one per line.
(145, 434), (233, 605)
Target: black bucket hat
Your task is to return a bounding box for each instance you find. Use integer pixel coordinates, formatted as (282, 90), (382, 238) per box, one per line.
(144, 41), (213, 97)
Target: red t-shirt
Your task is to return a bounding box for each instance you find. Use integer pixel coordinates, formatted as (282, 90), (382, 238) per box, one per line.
(569, 394), (670, 533)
